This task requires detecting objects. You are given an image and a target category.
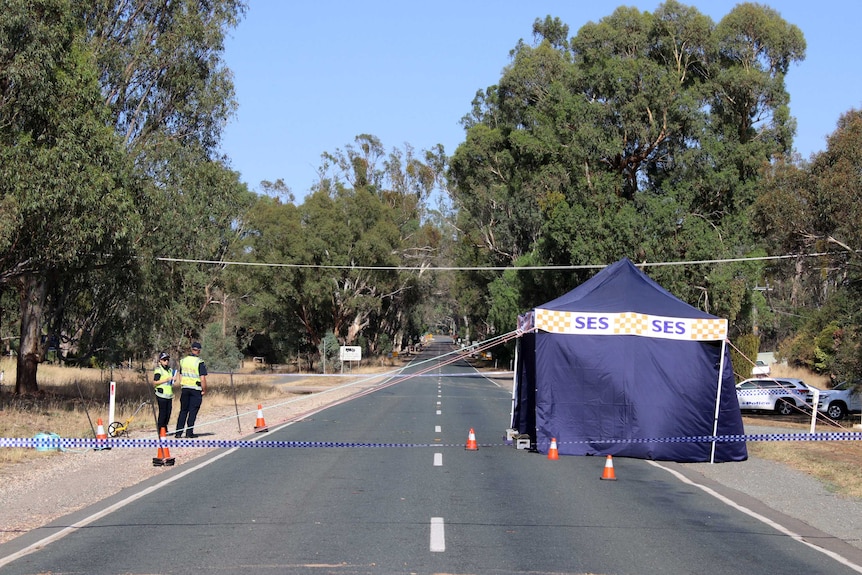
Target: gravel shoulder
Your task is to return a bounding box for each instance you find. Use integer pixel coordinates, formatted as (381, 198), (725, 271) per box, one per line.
(2, 379), (861, 557)
(681, 423), (862, 551)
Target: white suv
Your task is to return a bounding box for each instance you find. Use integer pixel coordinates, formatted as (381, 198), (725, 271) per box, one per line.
(736, 378), (814, 416)
(812, 381), (862, 420)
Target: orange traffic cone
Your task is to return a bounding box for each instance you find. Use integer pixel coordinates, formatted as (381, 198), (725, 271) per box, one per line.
(465, 428), (478, 451)
(94, 418), (111, 451)
(153, 427), (176, 467)
(547, 437), (559, 460)
(254, 404), (269, 433)
(600, 454), (617, 481)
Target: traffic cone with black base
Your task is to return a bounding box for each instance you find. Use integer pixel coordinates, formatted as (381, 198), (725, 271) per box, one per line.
(465, 428), (478, 450)
(94, 418), (111, 451)
(254, 404), (268, 432)
(547, 437), (559, 460)
(600, 454), (617, 480)
(153, 427), (175, 467)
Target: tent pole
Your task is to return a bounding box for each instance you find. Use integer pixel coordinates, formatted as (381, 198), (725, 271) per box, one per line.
(510, 338), (520, 429)
(710, 338), (729, 464)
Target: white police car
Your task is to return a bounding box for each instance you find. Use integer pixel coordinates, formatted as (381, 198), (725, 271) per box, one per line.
(810, 380), (862, 420)
(735, 377), (814, 416)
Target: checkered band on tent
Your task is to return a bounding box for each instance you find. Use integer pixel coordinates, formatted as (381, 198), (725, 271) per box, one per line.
(533, 309), (727, 341)
(534, 309), (573, 333)
(612, 312), (648, 334)
(689, 318), (727, 341)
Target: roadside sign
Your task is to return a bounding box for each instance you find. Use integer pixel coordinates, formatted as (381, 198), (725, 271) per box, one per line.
(339, 346), (361, 361)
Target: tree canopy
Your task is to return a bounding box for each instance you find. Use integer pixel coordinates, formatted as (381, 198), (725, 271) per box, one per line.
(4, 1), (862, 392)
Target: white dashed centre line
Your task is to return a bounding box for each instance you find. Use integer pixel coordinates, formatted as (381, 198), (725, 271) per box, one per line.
(430, 517), (446, 552)
(434, 452), (443, 466)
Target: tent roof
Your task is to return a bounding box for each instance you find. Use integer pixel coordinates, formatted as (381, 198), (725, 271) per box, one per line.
(537, 258), (717, 320)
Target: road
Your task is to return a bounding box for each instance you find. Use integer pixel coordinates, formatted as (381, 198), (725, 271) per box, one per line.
(2, 337), (862, 574)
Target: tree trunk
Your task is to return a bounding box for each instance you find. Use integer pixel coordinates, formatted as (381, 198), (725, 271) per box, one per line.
(791, 255), (803, 307)
(16, 274), (48, 394)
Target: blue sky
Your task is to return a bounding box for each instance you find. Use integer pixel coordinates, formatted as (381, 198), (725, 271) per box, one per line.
(220, 1), (862, 200)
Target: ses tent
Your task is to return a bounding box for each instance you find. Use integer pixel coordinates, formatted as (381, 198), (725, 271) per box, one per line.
(512, 258), (747, 463)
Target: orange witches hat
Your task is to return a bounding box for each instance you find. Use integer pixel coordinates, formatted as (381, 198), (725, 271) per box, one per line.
(96, 418), (107, 440)
(153, 427), (176, 467)
(94, 418), (111, 451)
(465, 428), (478, 450)
(600, 454), (617, 481)
(254, 404), (269, 433)
(547, 437), (559, 460)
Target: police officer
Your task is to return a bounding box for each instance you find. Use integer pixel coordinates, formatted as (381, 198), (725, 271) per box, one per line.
(174, 342), (208, 438)
(153, 352), (175, 434)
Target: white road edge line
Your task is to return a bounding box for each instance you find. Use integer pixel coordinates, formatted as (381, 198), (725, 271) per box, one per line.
(648, 460), (862, 574)
(0, 447), (238, 568)
(0, 407), (321, 568)
(430, 517), (446, 552)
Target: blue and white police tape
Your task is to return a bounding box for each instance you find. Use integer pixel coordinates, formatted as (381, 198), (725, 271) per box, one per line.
(3, 431), (862, 450)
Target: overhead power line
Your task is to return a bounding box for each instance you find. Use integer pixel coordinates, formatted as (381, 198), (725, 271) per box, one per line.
(156, 250), (851, 272)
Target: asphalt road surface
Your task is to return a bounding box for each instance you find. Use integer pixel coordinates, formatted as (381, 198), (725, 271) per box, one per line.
(3, 337), (862, 574)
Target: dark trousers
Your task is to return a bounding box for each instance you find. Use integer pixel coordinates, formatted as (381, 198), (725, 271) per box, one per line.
(156, 396), (172, 433)
(175, 388), (203, 437)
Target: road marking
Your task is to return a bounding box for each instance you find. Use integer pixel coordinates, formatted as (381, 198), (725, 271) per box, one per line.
(430, 517), (445, 552)
(435, 426), (441, 433)
(650, 461), (862, 573)
(434, 452), (443, 466)
(436, 410), (441, 415)
(436, 400), (441, 405)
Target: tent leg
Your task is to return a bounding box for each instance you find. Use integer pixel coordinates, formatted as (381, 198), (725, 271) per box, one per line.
(710, 339), (729, 464)
(510, 339), (520, 429)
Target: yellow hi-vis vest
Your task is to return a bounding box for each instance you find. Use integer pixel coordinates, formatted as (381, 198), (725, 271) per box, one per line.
(153, 365), (174, 398)
(180, 355), (203, 390)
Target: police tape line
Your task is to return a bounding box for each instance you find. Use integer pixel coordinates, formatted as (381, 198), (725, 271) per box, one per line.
(4, 431), (862, 450)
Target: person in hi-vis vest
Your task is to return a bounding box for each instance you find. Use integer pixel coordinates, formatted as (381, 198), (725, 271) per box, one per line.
(174, 342), (208, 438)
(153, 351), (175, 433)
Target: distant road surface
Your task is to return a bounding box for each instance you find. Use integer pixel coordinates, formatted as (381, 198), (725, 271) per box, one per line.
(3, 336), (862, 574)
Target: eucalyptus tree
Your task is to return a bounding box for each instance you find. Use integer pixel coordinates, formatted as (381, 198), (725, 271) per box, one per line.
(315, 136), (446, 352)
(0, 0), (248, 392)
(231, 136), (447, 364)
(226, 194), (310, 363)
(449, 2), (805, 338)
(0, 0), (141, 392)
(82, 0), (251, 358)
(755, 109), (862, 379)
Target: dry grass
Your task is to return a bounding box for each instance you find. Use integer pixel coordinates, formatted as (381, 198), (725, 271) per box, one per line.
(739, 362), (862, 499)
(748, 438), (862, 498)
(766, 363), (832, 388)
(0, 356), (320, 467)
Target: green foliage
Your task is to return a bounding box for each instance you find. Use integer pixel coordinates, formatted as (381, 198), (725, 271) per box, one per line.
(0, 0), (248, 392)
(730, 333), (760, 383)
(318, 331), (341, 374)
(449, 2), (805, 342)
(200, 322), (242, 372)
(776, 292), (862, 380)
(375, 333), (393, 357)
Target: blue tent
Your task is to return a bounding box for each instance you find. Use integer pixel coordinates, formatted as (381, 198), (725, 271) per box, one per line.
(512, 258), (747, 463)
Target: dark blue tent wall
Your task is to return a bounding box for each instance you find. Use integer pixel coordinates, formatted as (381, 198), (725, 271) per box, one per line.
(513, 258), (747, 463)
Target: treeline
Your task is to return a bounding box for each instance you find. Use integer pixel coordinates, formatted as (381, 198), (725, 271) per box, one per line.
(1, 1), (861, 394)
(450, 3), (862, 381)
